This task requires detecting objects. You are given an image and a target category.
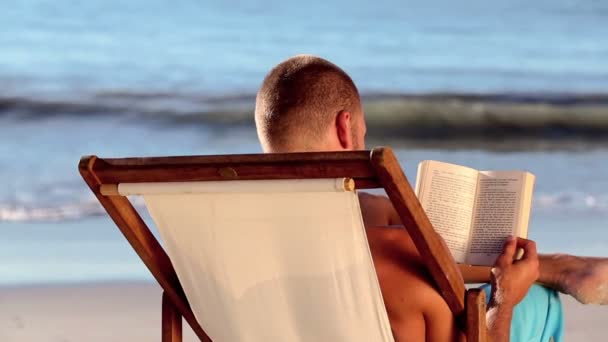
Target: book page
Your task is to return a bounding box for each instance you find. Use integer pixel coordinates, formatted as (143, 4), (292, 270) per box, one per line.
(416, 161), (479, 263)
(467, 171), (533, 265)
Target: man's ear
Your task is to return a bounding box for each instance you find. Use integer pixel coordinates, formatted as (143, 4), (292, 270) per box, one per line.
(336, 110), (353, 149)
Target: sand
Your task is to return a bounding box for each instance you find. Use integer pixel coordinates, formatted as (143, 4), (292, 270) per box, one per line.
(0, 282), (197, 342)
(0, 282), (606, 341)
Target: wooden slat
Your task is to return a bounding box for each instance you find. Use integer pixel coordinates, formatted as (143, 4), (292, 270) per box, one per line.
(466, 289), (488, 342)
(163, 291), (183, 342)
(79, 156), (212, 342)
(89, 151), (379, 188)
(100, 150), (372, 166)
(370, 147), (467, 319)
(459, 265), (492, 284)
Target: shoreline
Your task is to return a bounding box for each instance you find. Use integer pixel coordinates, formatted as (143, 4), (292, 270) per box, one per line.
(0, 281), (606, 341)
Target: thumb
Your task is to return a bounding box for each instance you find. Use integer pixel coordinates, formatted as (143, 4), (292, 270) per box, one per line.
(495, 236), (517, 267)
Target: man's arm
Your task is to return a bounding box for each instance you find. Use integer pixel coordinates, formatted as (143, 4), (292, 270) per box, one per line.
(359, 193), (540, 340)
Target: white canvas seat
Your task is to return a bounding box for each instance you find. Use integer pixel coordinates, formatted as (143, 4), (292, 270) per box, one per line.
(81, 149), (488, 341)
(118, 179), (394, 342)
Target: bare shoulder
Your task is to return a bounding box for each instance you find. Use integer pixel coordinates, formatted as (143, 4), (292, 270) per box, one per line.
(357, 192), (402, 227)
(357, 192), (390, 211)
(367, 228), (461, 341)
(358, 192), (461, 340)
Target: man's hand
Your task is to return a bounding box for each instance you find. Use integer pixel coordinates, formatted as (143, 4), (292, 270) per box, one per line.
(486, 236), (540, 342)
(490, 236), (540, 307)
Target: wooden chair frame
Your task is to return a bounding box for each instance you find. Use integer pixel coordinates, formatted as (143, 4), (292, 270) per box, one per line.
(79, 146), (487, 342)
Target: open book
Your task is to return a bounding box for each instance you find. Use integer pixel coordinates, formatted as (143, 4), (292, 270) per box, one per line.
(415, 160), (535, 266)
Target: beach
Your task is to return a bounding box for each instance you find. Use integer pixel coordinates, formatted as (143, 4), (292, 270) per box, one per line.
(2, 0), (608, 339)
(0, 282), (605, 341)
(0, 282), (200, 342)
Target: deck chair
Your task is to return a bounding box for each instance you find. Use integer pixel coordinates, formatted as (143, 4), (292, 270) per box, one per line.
(79, 147), (488, 342)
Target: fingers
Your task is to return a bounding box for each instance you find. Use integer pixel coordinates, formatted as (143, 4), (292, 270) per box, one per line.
(495, 235), (517, 267)
(495, 236), (539, 269)
(515, 238), (538, 261)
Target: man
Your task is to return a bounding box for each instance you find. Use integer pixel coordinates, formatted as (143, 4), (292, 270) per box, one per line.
(254, 55), (607, 341)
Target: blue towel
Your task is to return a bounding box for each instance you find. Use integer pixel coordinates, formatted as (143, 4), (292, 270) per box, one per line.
(480, 284), (564, 342)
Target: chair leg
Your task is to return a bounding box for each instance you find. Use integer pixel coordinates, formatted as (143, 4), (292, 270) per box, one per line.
(162, 291), (183, 342)
(465, 289), (488, 342)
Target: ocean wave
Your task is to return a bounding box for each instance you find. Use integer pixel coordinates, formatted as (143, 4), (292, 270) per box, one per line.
(0, 197), (147, 223)
(0, 200), (104, 222)
(1, 190), (606, 223)
(0, 91), (254, 119)
(2, 92), (608, 144)
(0, 182), (146, 222)
(534, 192), (608, 213)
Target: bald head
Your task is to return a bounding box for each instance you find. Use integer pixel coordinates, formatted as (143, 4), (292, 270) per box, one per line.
(255, 55), (362, 152)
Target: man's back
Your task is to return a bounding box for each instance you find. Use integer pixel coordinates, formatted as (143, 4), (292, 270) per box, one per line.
(360, 193), (463, 341)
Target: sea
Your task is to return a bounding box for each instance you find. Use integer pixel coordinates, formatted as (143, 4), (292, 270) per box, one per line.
(1, 0), (607, 285)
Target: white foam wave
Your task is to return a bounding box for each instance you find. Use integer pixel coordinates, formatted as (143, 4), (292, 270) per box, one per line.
(0, 191), (606, 223)
(0, 197), (146, 222)
(534, 192), (608, 213)
(0, 200), (103, 222)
